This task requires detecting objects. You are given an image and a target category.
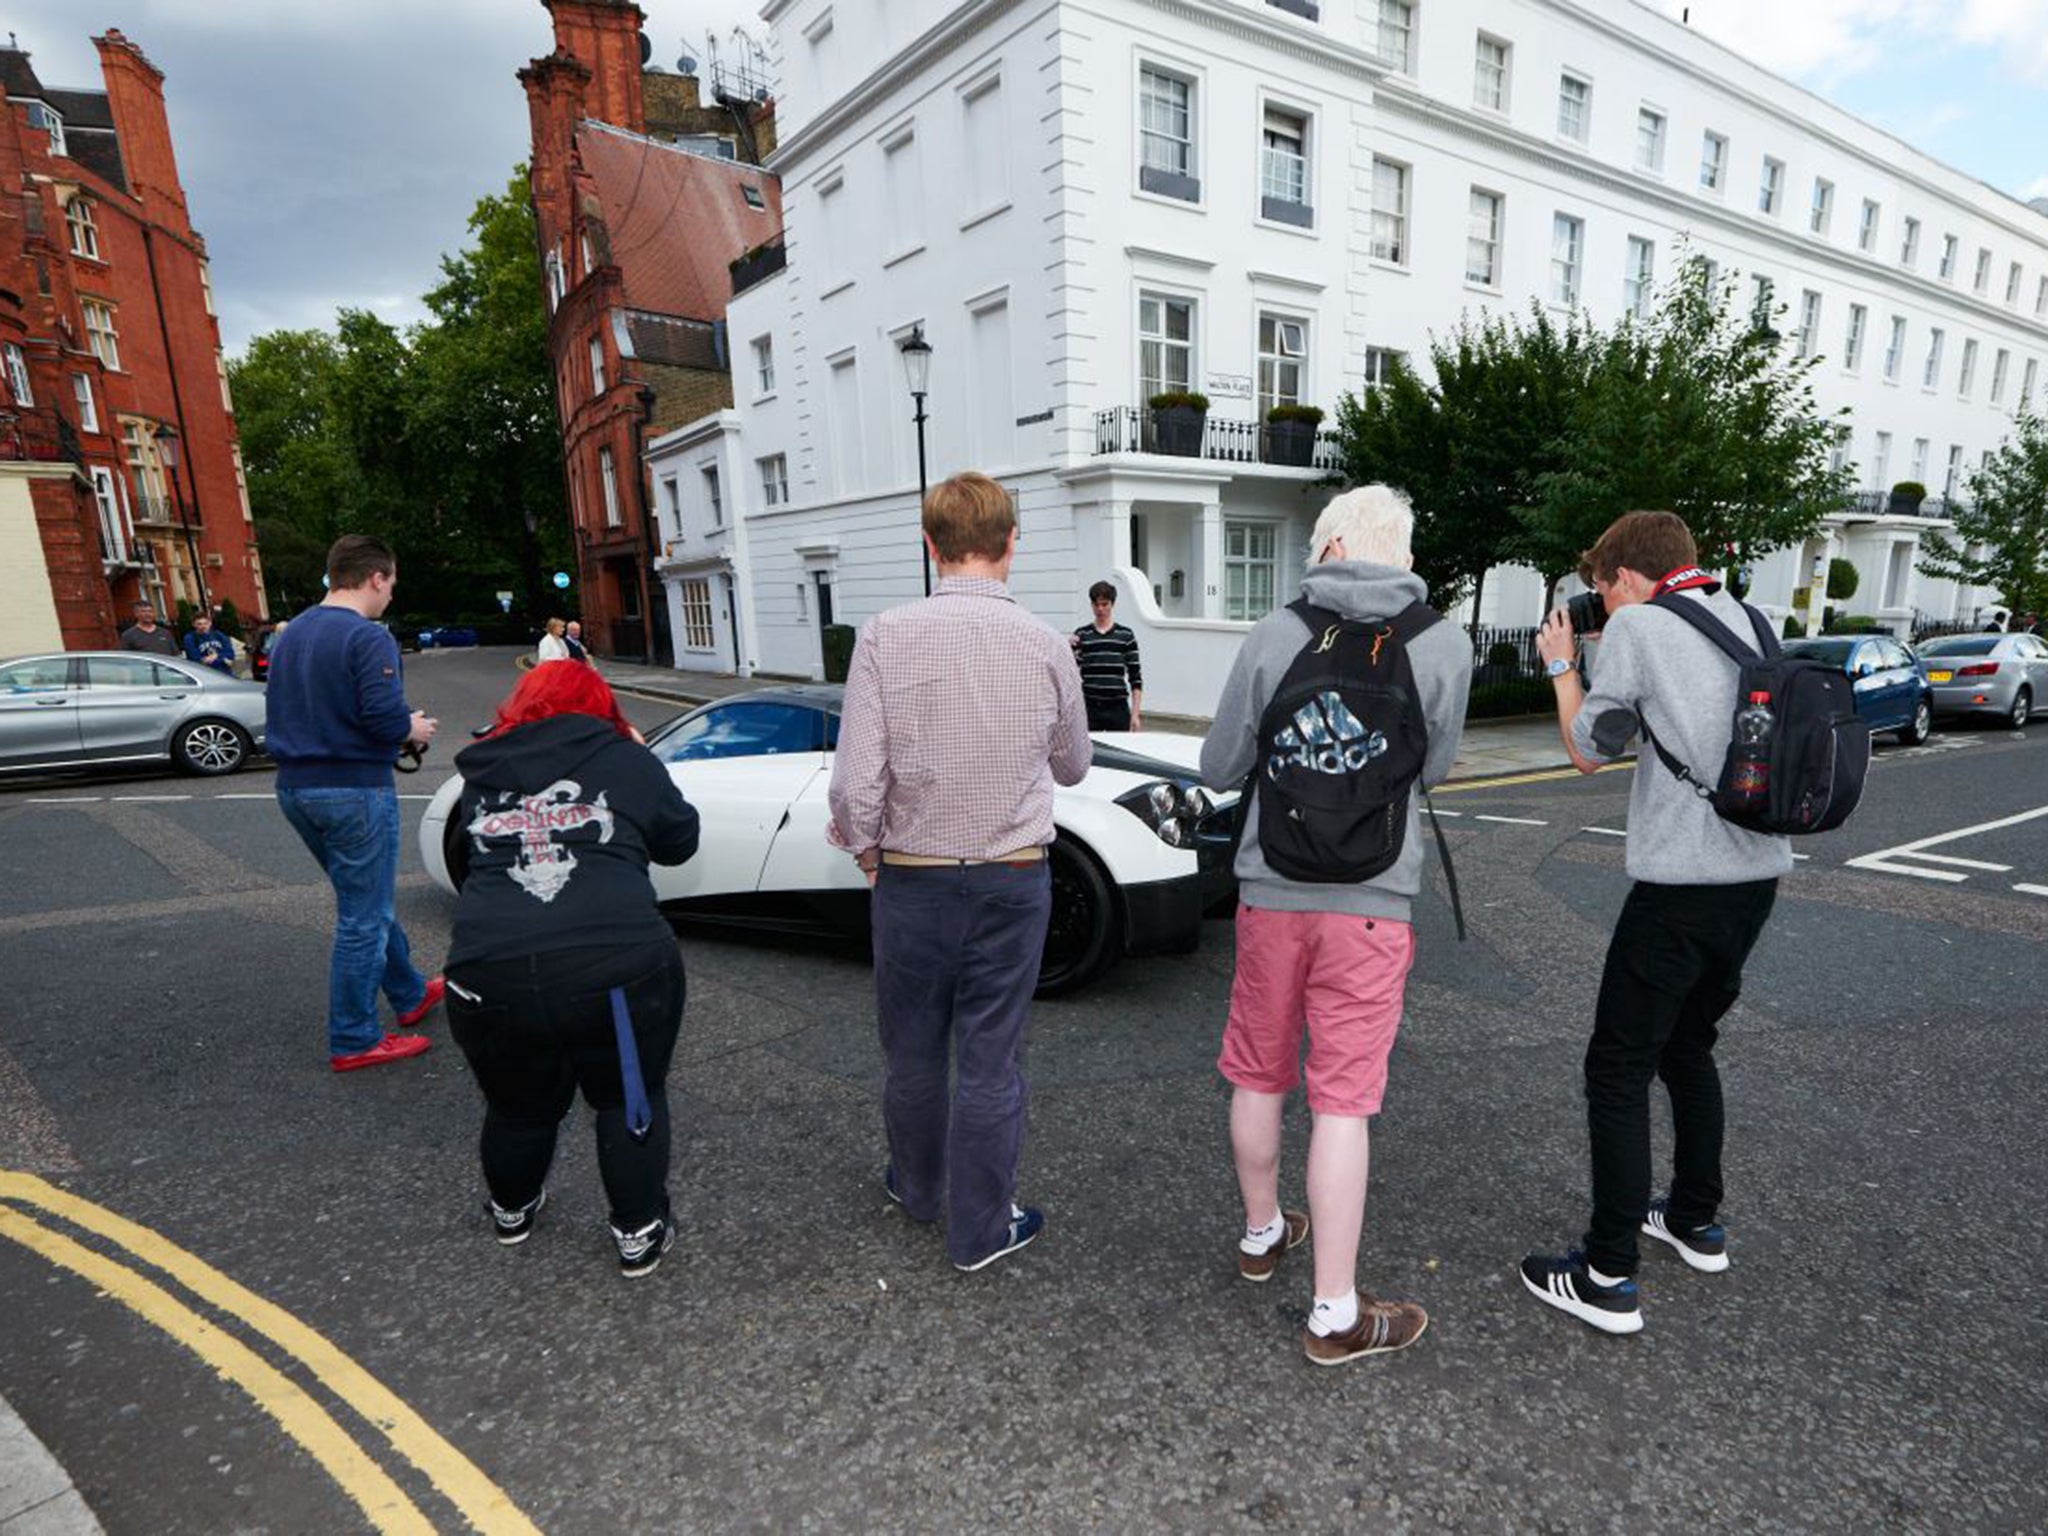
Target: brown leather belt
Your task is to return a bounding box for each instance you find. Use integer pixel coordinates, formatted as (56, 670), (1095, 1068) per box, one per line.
(881, 847), (1048, 870)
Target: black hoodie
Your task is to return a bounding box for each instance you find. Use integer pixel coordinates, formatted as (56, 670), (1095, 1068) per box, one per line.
(446, 715), (700, 968)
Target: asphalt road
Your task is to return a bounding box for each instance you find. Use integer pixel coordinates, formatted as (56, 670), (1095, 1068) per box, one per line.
(1, 646), (2043, 1533)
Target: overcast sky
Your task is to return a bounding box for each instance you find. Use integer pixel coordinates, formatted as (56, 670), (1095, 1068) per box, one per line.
(12, 1), (2045, 356)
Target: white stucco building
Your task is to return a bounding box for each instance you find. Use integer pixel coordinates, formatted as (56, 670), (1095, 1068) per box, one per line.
(649, 0), (2045, 709)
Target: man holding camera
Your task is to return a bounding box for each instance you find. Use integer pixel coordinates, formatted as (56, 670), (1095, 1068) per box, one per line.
(1522, 511), (1791, 1334)
(268, 535), (443, 1073)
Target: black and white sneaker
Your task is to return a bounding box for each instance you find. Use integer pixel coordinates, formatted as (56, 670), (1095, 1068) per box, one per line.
(613, 1216), (675, 1278)
(1642, 1200), (1729, 1273)
(1519, 1250), (1644, 1335)
(488, 1188), (546, 1246)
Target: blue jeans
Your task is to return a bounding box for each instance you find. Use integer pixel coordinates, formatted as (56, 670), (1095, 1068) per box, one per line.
(872, 861), (1051, 1266)
(278, 786), (428, 1055)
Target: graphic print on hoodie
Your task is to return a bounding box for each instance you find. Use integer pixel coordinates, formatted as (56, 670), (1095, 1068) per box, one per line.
(466, 779), (618, 903)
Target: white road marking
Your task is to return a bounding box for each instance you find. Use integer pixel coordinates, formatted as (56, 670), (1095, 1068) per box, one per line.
(1845, 803), (2048, 882)
(214, 793), (273, 800)
(1430, 808), (1463, 818)
(1474, 814), (1549, 826)
(1582, 827), (1628, 838)
(1894, 852), (2014, 871)
(112, 795), (190, 803)
(21, 796), (101, 804)
(2013, 884), (2048, 899)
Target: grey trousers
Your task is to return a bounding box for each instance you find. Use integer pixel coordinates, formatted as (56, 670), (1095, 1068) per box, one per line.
(872, 860), (1052, 1266)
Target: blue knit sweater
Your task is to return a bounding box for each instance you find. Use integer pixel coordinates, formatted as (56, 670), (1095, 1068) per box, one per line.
(265, 606), (413, 790)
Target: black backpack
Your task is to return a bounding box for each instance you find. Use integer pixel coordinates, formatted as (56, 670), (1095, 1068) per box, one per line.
(1252, 599), (1465, 934)
(1641, 594), (1870, 836)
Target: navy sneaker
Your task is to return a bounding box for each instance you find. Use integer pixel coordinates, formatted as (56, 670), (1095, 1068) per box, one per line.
(1642, 1201), (1729, 1272)
(1519, 1250), (1644, 1334)
(613, 1215), (675, 1278)
(488, 1188), (546, 1247)
(954, 1205), (1044, 1272)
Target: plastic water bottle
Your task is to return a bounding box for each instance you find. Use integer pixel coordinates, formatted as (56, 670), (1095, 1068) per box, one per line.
(1730, 691), (1774, 806)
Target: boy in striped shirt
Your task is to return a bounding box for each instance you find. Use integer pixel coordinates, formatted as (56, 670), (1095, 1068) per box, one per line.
(1071, 581), (1144, 732)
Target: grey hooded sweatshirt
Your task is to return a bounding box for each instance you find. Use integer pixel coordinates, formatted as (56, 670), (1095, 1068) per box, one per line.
(1200, 562), (1474, 923)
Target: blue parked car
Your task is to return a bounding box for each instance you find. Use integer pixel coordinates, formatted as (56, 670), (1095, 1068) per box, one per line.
(1782, 635), (1933, 744)
(416, 625), (479, 650)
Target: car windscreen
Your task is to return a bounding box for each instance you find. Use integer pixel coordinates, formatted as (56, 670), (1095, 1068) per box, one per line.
(653, 701), (823, 761)
(1916, 636), (1998, 658)
(1783, 640), (1855, 665)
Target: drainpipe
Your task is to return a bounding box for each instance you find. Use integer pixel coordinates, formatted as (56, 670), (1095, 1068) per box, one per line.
(140, 225), (209, 614)
(632, 380), (660, 665)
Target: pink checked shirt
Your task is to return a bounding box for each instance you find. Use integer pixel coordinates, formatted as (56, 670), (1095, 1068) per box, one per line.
(828, 577), (1092, 860)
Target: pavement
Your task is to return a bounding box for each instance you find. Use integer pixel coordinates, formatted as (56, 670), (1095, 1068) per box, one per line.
(0, 1393), (100, 1534)
(3, 646), (2045, 1532)
(591, 655), (1582, 782)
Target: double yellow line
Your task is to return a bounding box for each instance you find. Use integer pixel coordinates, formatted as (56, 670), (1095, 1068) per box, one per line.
(0, 1173), (538, 1535)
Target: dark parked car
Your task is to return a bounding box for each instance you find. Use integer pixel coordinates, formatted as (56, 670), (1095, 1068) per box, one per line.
(415, 625), (479, 649)
(1782, 635), (1933, 744)
(1916, 632), (2048, 730)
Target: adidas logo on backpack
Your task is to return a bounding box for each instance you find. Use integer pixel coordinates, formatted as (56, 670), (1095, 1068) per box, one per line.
(1269, 691), (1391, 778)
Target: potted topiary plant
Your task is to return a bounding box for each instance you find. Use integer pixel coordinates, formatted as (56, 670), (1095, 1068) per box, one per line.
(1147, 391), (1210, 457)
(1263, 402), (1325, 467)
(1887, 480), (1926, 517)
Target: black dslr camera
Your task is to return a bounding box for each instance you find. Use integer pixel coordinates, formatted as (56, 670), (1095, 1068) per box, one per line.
(1565, 590), (1608, 636)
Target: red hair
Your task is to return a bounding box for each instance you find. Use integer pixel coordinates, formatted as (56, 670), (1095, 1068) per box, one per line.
(491, 661), (636, 739)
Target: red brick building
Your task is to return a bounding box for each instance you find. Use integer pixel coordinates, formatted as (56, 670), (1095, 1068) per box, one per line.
(0, 29), (264, 654)
(522, 0), (779, 662)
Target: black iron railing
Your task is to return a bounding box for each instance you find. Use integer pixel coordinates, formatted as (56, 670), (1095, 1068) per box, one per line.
(1092, 406), (1342, 472)
(1468, 624), (1553, 718)
(0, 406), (79, 465)
(729, 241), (786, 297)
(1910, 612), (1980, 643)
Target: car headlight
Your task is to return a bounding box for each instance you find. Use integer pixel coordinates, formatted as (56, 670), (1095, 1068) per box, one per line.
(1118, 779), (1208, 848)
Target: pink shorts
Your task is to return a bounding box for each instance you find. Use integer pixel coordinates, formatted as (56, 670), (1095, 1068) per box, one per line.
(1218, 903), (1416, 1116)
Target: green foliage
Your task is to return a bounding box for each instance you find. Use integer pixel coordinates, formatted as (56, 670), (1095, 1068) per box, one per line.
(1890, 481), (1927, 500)
(1782, 614), (1806, 639)
(214, 597), (245, 638)
(1916, 405), (2048, 619)
(1327, 254), (1851, 614)
(230, 167), (567, 621)
(1148, 391), (1209, 412)
(1826, 557), (1860, 601)
(1825, 614), (1881, 634)
(174, 598), (198, 634)
(1266, 403), (1325, 425)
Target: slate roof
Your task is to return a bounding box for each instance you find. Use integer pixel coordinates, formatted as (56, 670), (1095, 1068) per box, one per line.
(65, 129), (127, 192)
(576, 122), (781, 322)
(46, 88), (115, 129)
(0, 50), (43, 98)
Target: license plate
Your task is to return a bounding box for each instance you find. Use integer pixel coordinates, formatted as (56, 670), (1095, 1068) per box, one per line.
(1927, 670), (1953, 683)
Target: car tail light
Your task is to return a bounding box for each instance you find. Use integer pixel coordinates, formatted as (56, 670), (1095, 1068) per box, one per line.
(1956, 662), (1999, 678)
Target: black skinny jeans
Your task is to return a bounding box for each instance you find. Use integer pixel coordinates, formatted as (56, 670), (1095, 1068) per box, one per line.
(447, 938), (684, 1232)
(1582, 878), (1777, 1276)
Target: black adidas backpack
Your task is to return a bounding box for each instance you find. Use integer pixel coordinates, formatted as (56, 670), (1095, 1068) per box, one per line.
(1641, 594), (1870, 835)
(1252, 600), (1463, 932)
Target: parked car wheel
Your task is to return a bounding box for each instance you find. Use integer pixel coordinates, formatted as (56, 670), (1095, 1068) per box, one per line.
(1037, 836), (1120, 997)
(1898, 697), (1933, 745)
(172, 719), (251, 776)
(2012, 687), (2034, 731)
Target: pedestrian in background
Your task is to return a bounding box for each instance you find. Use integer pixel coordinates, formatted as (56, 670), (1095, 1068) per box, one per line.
(267, 535), (443, 1072)
(118, 600), (179, 656)
(1200, 485), (1471, 1365)
(1522, 510), (1791, 1335)
(182, 611), (236, 674)
(536, 617), (571, 663)
(445, 661), (699, 1276)
(563, 620), (589, 663)
(1071, 580), (1143, 731)
(828, 471), (1091, 1272)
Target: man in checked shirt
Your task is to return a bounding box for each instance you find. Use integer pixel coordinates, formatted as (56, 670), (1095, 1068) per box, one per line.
(828, 472), (1093, 1272)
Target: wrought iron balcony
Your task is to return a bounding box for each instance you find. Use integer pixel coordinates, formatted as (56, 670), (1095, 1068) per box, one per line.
(1092, 405), (1341, 472)
(0, 406), (80, 465)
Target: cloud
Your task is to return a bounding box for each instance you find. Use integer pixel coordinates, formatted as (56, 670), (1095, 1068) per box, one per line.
(1645, 0), (2048, 85)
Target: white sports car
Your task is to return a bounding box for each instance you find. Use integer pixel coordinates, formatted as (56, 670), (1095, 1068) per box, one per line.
(417, 685), (1238, 994)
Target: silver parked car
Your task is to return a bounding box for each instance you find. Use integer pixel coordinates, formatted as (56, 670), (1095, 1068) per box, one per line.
(0, 651), (267, 776)
(1915, 632), (2048, 730)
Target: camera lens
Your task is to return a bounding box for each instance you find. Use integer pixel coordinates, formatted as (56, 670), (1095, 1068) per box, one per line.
(1566, 591), (1608, 636)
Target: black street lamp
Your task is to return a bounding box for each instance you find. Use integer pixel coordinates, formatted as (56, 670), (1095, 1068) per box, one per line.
(153, 425), (210, 617)
(898, 323), (933, 596)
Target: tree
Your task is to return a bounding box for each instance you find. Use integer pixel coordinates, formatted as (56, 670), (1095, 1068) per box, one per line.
(1917, 404), (2048, 620)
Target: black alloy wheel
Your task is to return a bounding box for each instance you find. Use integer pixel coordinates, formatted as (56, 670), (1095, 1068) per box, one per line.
(1036, 836), (1121, 997)
(172, 719), (250, 776)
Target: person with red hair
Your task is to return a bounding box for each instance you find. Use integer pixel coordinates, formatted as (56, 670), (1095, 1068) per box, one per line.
(443, 661), (700, 1276)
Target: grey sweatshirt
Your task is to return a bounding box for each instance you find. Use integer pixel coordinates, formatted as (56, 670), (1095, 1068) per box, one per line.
(1201, 563), (1473, 922)
(1571, 587), (1794, 885)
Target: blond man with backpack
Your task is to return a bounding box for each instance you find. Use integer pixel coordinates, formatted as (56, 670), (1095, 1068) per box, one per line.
(1200, 485), (1472, 1365)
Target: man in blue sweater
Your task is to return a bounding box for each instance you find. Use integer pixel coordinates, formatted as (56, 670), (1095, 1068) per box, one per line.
(268, 535), (443, 1072)
(181, 613), (236, 674)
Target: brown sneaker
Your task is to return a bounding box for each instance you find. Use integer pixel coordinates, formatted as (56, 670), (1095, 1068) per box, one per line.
(1237, 1209), (1310, 1282)
(1301, 1291), (1429, 1365)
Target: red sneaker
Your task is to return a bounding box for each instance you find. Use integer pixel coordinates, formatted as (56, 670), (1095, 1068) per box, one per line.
(330, 1032), (432, 1073)
(394, 976), (445, 1030)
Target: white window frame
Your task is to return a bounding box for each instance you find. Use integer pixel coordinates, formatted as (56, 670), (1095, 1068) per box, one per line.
(1923, 328), (1945, 391)
(660, 475), (682, 537)
(703, 465), (723, 527)
(3, 344), (31, 407)
(1871, 431), (1891, 490)
(758, 453), (789, 509)
(2022, 357), (2040, 411)
(752, 335), (775, 396)
(1809, 179), (1833, 236)
(1939, 234), (1958, 281)
(73, 371), (99, 432)
(1473, 34), (1512, 115)
(1699, 132), (1726, 193)
(1856, 198), (1879, 252)
(1635, 107), (1666, 175)
(29, 102), (64, 156)
(1900, 217), (1920, 269)
(1255, 310), (1309, 418)
(1363, 347), (1404, 389)
(90, 466), (127, 565)
(1466, 188), (1504, 288)
(2006, 262), (2024, 306)
(1972, 247), (1992, 294)
(1990, 347), (2010, 404)
(1883, 315), (1906, 383)
(1260, 103), (1311, 215)
(1550, 213), (1583, 307)
(1138, 290), (1198, 400)
(1223, 520), (1280, 622)
(1758, 157), (1784, 217)
(1624, 236), (1656, 319)
(588, 335), (606, 394)
(1957, 338), (1978, 399)
(1138, 63), (1197, 183)
(1843, 303), (1867, 373)
(2037, 276), (2048, 317)
(66, 196), (100, 260)
(1556, 73), (1589, 144)
(1909, 438), (1928, 483)
(959, 71), (1007, 219)
(1370, 157), (1410, 266)
(82, 299), (121, 369)
(881, 122), (923, 260)
(1795, 289), (1822, 359)
(1376, 0), (1415, 74)
(599, 446), (621, 527)
(679, 578), (716, 651)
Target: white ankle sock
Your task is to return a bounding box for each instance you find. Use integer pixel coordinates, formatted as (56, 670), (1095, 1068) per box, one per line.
(1240, 1211), (1285, 1254)
(1308, 1290), (1359, 1336)
(1587, 1264), (1626, 1288)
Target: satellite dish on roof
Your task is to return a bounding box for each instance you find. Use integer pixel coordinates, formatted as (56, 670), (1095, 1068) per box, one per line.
(638, 32), (652, 65)
(678, 53), (698, 75)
